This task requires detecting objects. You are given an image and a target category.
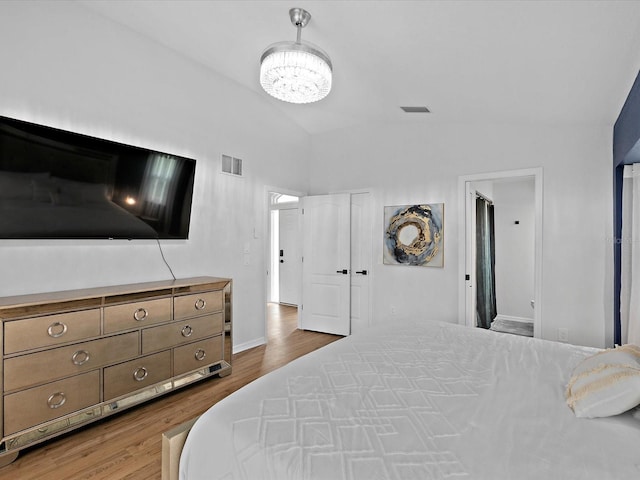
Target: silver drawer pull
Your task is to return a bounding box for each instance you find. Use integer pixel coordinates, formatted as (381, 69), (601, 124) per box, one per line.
(47, 392), (66, 409)
(133, 307), (148, 321)
(47, 321), (68, 338)
(194, 298), (206, 310)
(133, 367), (148, 382)
(181, 325), (193, 337)
(194, 349), (206, 361)
(71, 350), (90, 366)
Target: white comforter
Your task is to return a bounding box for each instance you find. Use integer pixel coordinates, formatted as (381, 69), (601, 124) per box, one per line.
(180, 320), (640, 479)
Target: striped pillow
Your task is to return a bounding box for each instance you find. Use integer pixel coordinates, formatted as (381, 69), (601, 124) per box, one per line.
(566, 344), (640, 418)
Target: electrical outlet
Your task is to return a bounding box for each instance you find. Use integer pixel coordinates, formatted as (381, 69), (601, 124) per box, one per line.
(558, 328), (569, 342)
(390, 305), (396, 315)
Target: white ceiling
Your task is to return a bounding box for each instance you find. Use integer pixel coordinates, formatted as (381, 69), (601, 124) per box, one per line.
(80, 0), (640, 135)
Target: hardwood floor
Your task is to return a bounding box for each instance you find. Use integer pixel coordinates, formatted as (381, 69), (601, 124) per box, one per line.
(0, 304), (341, 480)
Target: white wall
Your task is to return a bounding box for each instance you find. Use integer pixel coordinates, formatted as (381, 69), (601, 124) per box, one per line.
(0, 2), (617, 350)
(310, 121), (613, 348)
(0, 1), (311, 350)
(470, 181), (494, 201)
(493, 178), (535, 320)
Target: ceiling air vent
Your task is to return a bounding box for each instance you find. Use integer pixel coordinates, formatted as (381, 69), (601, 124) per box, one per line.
(221, 154), (243, 176)
(400, 106), (431, 113)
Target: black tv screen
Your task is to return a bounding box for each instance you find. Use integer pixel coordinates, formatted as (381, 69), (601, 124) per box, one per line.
(0, 116), (195, 239)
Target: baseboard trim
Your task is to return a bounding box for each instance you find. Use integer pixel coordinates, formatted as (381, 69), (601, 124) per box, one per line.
(494, 314), (533, 324)
(233, 337), (266, 354)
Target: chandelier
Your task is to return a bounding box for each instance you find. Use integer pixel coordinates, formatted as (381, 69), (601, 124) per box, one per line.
(259, 8), (333, 104)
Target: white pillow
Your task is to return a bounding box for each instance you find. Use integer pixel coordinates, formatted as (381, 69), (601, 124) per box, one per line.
(566, 344), (640, 418)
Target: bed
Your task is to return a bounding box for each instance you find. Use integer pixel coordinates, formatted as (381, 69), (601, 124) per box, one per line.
(173, 319), (640, 479)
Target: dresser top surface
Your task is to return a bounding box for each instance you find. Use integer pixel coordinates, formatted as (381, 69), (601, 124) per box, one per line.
(0, 276), (231, 309)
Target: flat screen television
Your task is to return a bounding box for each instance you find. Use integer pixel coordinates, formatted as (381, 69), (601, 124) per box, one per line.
(0, 115), (196, 239)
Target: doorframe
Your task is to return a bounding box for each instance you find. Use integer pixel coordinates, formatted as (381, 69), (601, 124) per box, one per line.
(457, 168), (543, 338)
(263, 185), (305, 340)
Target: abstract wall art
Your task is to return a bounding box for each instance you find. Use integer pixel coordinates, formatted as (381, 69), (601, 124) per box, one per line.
(383, 203), (444, 267)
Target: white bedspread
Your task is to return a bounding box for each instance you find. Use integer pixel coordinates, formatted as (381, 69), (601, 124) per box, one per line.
(180, 320), (640, 479)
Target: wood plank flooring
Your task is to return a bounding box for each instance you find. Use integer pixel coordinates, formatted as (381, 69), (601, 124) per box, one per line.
(0, 304), (341, 480)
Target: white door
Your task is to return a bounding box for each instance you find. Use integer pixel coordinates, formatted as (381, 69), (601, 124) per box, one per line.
(300, 193), (351, 335)
(350, 192), (372, 333)
(279, 207), (299, 305)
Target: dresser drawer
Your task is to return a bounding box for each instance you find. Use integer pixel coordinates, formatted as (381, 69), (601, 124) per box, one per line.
(104, 350), (171, 400)
(104, 297), (171, 334)
(4, 332), (139, 392)
(174, 290), (223, 320)
(4, 370), (100, 435)
(4, 309), (101, 354)
(174, 335), (223, 376)
(142, 314), (223, 354)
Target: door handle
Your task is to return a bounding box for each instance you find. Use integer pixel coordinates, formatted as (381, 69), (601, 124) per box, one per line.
(336, 269), (348, 274)
(355, 270), (368, 275)
(280, 259), (284, 263)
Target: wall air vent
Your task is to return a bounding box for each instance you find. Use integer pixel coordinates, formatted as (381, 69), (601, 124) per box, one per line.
(400, 106), (431, 113)
(221, 154), (243, 176)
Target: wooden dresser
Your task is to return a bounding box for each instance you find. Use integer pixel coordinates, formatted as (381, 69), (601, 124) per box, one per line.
(0, 276), (232, 466)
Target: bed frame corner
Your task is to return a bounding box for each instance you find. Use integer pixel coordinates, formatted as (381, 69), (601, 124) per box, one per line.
(161, 416), (199, 480)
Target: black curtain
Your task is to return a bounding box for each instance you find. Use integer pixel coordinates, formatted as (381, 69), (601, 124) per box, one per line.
(476, 196), (497, 329)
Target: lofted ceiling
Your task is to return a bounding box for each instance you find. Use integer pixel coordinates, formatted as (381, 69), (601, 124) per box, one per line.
(80, 0), (640, 136)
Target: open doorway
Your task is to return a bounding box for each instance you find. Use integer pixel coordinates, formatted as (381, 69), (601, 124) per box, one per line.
(268, 191), (301, 305)
(458, 168), (543, 338)
(266, 188), (302, 346)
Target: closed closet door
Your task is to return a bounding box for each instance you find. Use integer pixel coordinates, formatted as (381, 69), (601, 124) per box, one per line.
(300, 192), (372, 336)
(350, 192), (372, 334)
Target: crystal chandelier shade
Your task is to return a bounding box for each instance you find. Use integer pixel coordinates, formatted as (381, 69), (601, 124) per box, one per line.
(259, 8), (332, 104)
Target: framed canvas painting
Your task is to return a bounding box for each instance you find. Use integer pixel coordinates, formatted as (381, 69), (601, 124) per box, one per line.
(383, 203), (444, 267)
